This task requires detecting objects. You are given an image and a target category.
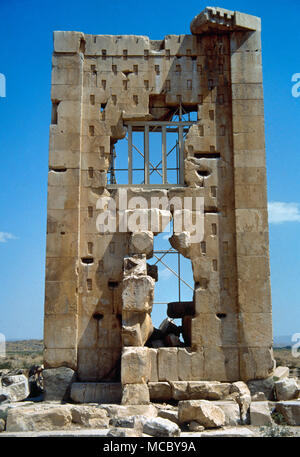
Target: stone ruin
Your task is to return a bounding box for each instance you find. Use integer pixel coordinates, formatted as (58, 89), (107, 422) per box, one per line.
(44, 6), (276, 405)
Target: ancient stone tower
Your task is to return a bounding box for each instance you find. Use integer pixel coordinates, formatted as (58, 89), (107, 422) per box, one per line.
(44, 7), (275, 403)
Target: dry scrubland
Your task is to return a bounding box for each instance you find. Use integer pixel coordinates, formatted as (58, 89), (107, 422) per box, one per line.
(1, 341), (300, 374)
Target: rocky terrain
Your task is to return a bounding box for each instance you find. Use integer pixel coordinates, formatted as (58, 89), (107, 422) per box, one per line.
(0, 360), (300, 437)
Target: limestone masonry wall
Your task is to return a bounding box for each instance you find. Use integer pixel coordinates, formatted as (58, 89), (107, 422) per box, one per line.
(44, 7), (275, 403)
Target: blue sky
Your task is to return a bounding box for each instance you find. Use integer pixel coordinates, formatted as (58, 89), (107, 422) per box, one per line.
(0, 0), (299, 340)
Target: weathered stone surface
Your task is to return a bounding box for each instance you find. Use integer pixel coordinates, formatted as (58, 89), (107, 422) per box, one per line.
(212, 401), (241, 426)
(107, 427), (142, 437)
(169, 232), (190, 258)
(0, 375), (29, 402)
(143, 417), (180, 437)
(157, 408), (179, 425)
(178, 400), (225, 428)
(129, 231), (153, 258)
(6, 404), (73, 432)
(43, 367), (76, 401)
(70, 405), (109, 428)
(148, 382), (172, 402)
(250, 401), (272, 426)
(230, 381), (251, 423)
(121, 384), (150, 405)
(170, 381), (189, 401)
(273, 366), (290, 380)
(188, 381), (231, 400)
(275, 401), (300, 426)
(70, 382), (122, 404)
(121, 347), (150, 384)
(122, 275), (154, 313)
(248, 377), (275, 400)
(274, 378), (299, 401)
(158, 348), (178, 381)
(101, 404), (157, 419)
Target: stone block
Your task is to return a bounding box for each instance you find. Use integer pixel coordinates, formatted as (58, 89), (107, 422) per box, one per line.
(250, 402), (272, 426)
(143, 417), (180, 437)
(70, 382), (122, 403)
(212, 401), (241, 426)
(178, 400), (225, 428)
(6, 404), (73, 432)
(122, 275), (154, 313)
(275, 401), (300, 426)
(148, 382), (172, 402)
(188, 381), (231, 400)
(43, 367), (76, 401)
(129, 231), (153, 258)
(275, 378), (299, 401)
(121, 347), (150, 384)
(54, 31), (85, 53)
(121, 384), (150, 405)
(158, 348), (178, 381)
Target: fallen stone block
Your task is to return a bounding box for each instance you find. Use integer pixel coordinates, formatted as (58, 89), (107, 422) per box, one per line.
(178, 400), (225, 428)
(273, 366), (289, 380)
(157, 408), (179, 425)
(230, 381), (251, 424)
(107, 427), (142, 437)
(6, 404), (72, 432)
(275, 401), (300, 426)
(0, 374), (29, 402)
(275, 378), (299, 401)
(101, 404), (157, 419)
(43, 367), (76, 401)
(212, 401), (241, 426)
(250, 401), (272, 426)
(70, 405), (109, 428)
(143, 417), (180, 437)
(247, 377), (275, 400)
(121, 384), (150, 405)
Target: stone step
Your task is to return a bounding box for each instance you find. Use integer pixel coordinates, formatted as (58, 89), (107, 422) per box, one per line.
(70, 383), (122, 404)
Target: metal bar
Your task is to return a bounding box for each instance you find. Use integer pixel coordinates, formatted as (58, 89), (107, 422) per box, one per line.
(126, 121), (196, 126)
(128, 125), (132, 184)
(107, 184), (184, 189)
(153, 247), (174, 266)
(153, 254), (194, 291)
(178, 125), (184, 185)
(162, 126), (167, 184)
(127, 137), (163, 178)
(144, 124), (149, 184)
